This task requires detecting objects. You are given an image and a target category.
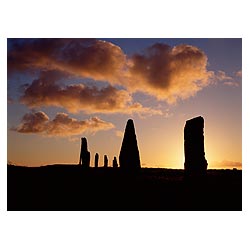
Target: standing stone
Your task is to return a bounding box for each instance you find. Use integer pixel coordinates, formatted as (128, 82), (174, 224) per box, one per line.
(95, 153), (99, 168)
(79, 137), (90, 167)
(119, 119), (141, 169)
(104, 155), (108, 168)
(184, 116), (208, 174)
(112, 157), (118, 168)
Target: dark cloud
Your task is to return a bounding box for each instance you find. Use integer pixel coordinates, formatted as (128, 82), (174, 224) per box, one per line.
(20, 70), (161, 115)
(8, 39), (216, 104)
(127, 43), (213, 102)
(8, 38), (126, 83)
(12, 111), (49, 133)
(12, 111), (114, 137)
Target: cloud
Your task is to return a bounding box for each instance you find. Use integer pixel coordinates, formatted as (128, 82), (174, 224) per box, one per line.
(223, 81), (239, 87)
(8, 38), (126, 84)
(213, 70), (240, 87)
(216, 70), (233, 81)
(12, 111), (115, 137)
(20, 70), (161, 115)
(13, 111), (50, 133)
(8, 39), (218, 104)
(235, 70), (242, 77)
(115, 130), (124, 138)
(126, 43), (213, 103)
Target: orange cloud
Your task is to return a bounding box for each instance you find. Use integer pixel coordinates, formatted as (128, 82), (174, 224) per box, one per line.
(115, 130), (124, 138)
(12, 111), (115, 137)
(8, 39), (216, 104)
(8, 38), (126, 84)
(127, 43), (213, 103)
(20, 70), (161, 115)
(13, 111), (50, 133)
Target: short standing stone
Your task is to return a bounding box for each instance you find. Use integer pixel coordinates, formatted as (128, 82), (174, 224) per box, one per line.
(113, 157), (118, 168)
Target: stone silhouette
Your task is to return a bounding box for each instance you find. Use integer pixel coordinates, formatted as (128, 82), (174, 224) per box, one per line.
(112, 157), (118, 168)
(79, 137), (90, 168)
(104, 155), (108, 168)
(184, 116), (208, 174)
(95, 153), (99, 168)
(119, 119), (141, 169)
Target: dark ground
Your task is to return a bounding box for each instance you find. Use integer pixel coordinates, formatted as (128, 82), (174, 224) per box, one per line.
(7, 165), (242, 211)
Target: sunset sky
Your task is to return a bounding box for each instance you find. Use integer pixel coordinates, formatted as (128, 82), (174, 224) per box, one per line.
(7, 38), (242, 168)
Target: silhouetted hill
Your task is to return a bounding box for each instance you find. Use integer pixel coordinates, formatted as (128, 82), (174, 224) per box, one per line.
(7, 165), (242, 211)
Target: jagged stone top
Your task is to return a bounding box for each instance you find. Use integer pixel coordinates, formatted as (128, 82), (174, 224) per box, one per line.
(185, 116), (204, 127)
(186, 116), (203, 123)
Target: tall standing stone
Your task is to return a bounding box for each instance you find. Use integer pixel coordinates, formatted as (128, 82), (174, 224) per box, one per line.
(119, 119), (141, 169)
(184, 116), (208, 174)
(79, 137), (90, 167)
(95, 153), (99, 168)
